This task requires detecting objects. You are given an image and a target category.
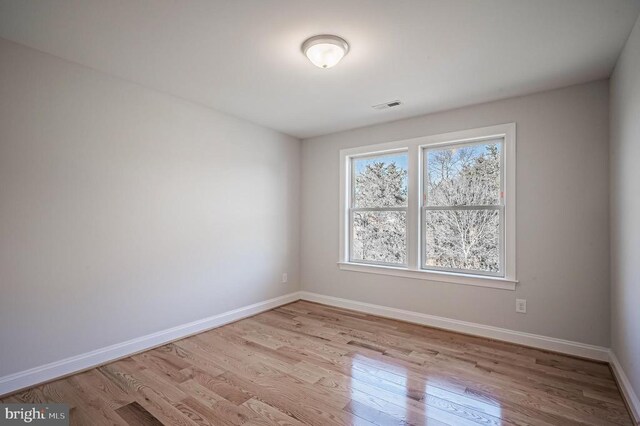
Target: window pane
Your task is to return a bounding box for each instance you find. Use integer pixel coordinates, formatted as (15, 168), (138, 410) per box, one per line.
(353, 153), (408, 208)
(352, 211), (406, 264)
(426, 140), (501, 206)
(424, 209), (500, 273)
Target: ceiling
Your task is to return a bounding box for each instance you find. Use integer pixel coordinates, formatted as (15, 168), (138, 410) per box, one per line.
(1, 1), (638, 139)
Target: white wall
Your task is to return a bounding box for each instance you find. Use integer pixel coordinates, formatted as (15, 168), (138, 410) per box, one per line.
(610, 15), (640, 401)
(0, 38), (300, 377)
(301, 80), (610, 346)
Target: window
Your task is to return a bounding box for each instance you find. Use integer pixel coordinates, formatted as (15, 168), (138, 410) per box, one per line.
(423, 140), (503, 276)
(350, 152), (408, 266)
(339, 124), (516, 290)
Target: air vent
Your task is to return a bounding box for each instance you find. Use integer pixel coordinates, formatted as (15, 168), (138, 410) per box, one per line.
(372, 100), (402, 110)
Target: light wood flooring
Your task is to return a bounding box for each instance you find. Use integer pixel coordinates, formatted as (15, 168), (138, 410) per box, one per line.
(1, 301), (634, 425)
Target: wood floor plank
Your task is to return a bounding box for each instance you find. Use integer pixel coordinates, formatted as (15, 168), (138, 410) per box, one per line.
(73, 369), (134, 410)
(242, 398), (307, 426)
(115, 401), (164, 426)
(1, 301), (634, 425)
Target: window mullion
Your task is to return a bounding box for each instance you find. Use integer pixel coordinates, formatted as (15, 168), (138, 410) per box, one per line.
(351, 207), (407, 212)
(423, 205), (501, 211)
(407, 145), (419, 270)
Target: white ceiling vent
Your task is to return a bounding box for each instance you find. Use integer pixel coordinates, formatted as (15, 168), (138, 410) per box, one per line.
(372, 100), (402, 110)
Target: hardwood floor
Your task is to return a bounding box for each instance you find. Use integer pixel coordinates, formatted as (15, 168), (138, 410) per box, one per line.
(1, 301), (633, 425)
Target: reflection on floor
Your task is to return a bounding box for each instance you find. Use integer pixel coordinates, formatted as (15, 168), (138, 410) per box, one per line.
(1, 300), (634, 425)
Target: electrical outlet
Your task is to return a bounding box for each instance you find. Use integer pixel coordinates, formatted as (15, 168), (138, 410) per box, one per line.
(516, 299), (527, 313)
(281, 273), (288, 283)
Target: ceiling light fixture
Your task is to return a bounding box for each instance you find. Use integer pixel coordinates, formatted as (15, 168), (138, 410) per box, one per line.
(302, 35), (349, 69)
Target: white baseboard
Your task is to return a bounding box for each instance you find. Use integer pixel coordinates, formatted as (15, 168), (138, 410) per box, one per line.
(0, 291), (301, 397)
(609, 351), (640, 425)
(299, 291), (610, 362)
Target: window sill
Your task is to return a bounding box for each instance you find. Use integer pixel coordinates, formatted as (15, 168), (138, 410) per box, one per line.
(337, 262), (517, 290)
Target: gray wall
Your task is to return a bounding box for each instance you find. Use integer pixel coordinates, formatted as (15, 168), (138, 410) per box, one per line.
(301, 80), (610, 346)
(610, 15), (640, 400)
(0, 38), (300, 377)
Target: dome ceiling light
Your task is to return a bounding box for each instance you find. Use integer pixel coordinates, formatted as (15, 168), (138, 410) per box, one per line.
(302, 35), (349, 69)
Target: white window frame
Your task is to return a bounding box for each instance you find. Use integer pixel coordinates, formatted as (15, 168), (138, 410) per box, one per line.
(338, 123), (517, 290)
(421, 138), (505, 277)
(349, 150), (409, 267)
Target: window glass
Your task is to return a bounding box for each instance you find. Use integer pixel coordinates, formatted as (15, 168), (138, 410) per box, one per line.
(426, 141), (501, 206)
(352, 211), (407, 264)
(353, 153), (408, 208)
(424, 209), (500, 273)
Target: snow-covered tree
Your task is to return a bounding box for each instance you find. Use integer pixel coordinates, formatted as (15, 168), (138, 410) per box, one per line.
(354, 161), (407, 208)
